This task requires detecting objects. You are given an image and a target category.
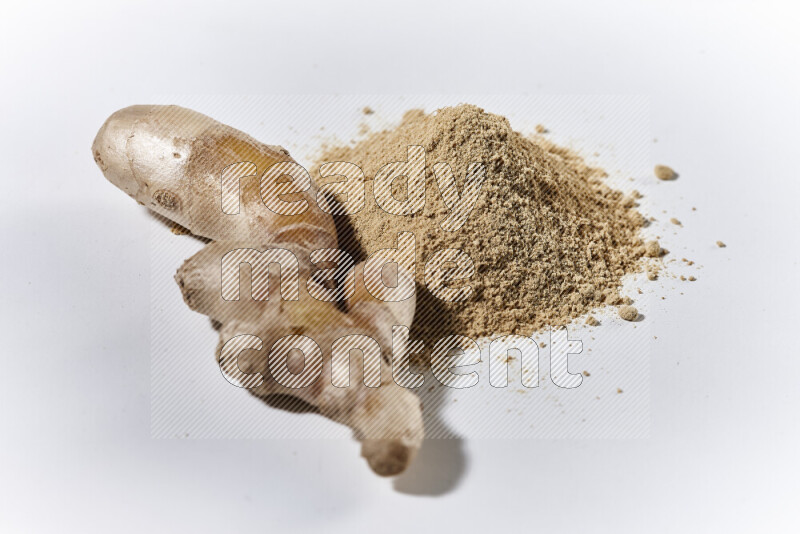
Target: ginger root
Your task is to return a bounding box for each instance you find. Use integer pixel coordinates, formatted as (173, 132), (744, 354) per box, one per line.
(92, 105), (337, 250)
(93, 105), (424, 476)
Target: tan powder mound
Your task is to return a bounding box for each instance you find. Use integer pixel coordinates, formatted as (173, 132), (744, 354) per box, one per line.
(317, 104), (646, 348)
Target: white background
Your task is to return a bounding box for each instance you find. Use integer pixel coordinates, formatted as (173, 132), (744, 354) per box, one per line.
(1, 1), (799, 532)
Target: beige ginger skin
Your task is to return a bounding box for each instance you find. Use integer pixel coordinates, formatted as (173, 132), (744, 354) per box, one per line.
(92, 105), (423, 476)
(92, 105), (336, 250)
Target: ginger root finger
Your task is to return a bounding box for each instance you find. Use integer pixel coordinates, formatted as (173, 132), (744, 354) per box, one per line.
(92, 105), (337, 250)
(348, 258), (416, 346)
(219, 317), (424, 477)
(175, 241), (424, 475)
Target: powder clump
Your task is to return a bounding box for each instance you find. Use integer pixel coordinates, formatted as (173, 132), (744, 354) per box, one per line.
(654, 165), (677, 180)
(317, 104), (646, 344)
(645, 240), (662, 258)
(618, 305), (639, 322)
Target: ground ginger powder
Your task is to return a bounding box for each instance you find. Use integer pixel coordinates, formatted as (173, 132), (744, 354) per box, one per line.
(317, 104), (646, 347)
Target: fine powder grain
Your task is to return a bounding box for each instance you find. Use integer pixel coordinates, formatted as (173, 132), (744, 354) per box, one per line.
(316, 104), (647, 348)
